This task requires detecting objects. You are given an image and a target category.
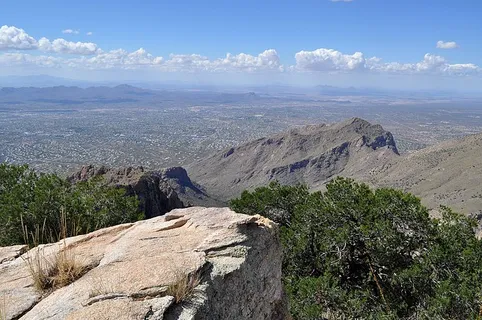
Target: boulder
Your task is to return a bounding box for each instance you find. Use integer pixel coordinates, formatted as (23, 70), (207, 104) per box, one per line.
(0, 207), (286, 319)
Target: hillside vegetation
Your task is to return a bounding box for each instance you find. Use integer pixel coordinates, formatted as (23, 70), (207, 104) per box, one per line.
(231, 178), (482, 319)
(0, 164), (141, 246)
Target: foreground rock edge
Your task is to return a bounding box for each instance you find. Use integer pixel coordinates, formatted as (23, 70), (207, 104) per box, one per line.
(0, 207), (285, 320)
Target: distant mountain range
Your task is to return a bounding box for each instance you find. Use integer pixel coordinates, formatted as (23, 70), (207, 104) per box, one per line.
(0, 84), (262, 105)
(1, 76), (479, 98)
(0, 84), (154, 104)
(0, 75), (91, 88)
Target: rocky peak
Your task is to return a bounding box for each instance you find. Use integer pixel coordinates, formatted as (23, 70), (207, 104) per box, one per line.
(186, 118), (400, 201)
(161, 167), (192, 186)
(68, 165), (223, 218)
(68, 165), (184, 218)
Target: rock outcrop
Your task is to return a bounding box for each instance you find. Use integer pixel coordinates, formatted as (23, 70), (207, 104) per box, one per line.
(69, 166), (222, 219)
(186, 117), (399, 201)
(0, 207), (285, 320)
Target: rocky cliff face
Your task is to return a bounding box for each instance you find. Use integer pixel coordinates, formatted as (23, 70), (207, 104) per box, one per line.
(68, 165), (222, 219)
(0, 207), (286, 320)
(186, 117), (399, 201)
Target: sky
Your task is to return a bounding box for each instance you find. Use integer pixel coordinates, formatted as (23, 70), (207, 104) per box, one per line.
(1, 0), (482, 91)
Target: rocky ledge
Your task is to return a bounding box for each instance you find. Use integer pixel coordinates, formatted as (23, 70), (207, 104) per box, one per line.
(0, 207), (285, 320)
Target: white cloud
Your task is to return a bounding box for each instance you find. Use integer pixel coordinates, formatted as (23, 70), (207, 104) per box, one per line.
(73, 48), (163, 69)
(71, 48), (281, 72)
(38, 38), (101, 55)
(0, 48), (282, 74)
(370, 53), (479, 75)
(218, 49), (282, 72)
(0, 25), (100, 55)
(0, 25), (479, 79)
(0, 25), (38, 50)
(415, 53), (447, 72)
(162, 49), (282, 72)
(0, 52), (62, 67)
(436, 40), (458, 49)
(295, 48), (366, 71)
(294, 48), (480, 76)
(86, 32), (93, 36)
(62, 29), (80, 35)
(1, 48), (479, 77)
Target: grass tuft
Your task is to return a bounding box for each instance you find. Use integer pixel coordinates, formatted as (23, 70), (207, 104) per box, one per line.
(23, 209), (87, 293)
(24, 244), (87, 292)
(166, 270), (202, 303)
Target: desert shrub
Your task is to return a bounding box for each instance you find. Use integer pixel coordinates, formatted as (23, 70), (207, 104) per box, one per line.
(0, 163), (141, 246)
(231, 177), (482, 319)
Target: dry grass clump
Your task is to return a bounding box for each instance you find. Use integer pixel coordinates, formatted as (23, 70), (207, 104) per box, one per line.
(24, 244), (87, 292)
(166, 270), (202, 303)
(23, 209), (87, 293)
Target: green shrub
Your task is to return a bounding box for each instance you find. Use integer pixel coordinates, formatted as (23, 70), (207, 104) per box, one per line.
(0, 163), (141, 246)
(231, 177), (482, 319)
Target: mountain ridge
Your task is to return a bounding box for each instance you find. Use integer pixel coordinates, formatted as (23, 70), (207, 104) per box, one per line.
(186, 117), (400, 201)
(185, 117), (482, 222)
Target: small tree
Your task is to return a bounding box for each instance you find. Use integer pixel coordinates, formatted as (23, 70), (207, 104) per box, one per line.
(231, 177), (482, 319)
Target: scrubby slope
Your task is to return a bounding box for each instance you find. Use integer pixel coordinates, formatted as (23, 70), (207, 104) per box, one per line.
(367, 132), (482, 215)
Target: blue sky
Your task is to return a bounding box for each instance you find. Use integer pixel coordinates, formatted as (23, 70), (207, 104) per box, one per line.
(1, 0), (481, 90)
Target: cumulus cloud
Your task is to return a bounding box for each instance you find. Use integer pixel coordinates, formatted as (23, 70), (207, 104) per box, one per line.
(0, 47), (282, 74)
(295, 48), (366, 71)
(370, 53), (479, 75)
(0, 25), (480, 79)
(294, 48), (480, 76)
(0, 25), (38, 50)
(72, 48), (281, 72)
(162, 49), (282, 72)
(1, 47), (479, 77)
(218, 49), (282, 72)
(86, 32), (93, 36)
(0, 52), (62, 68)
(436, 40), (458, 49)
(38, 38), (101, 55)
(62, 29), (80, 35)
(0, 25), (100, 55)
(73, 48), (163, 69)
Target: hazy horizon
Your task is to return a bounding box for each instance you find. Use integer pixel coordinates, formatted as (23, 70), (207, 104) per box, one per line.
(1, 0), (482, 92)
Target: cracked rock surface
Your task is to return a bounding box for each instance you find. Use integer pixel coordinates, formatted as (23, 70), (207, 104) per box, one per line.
(0, 207), (285, 320)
